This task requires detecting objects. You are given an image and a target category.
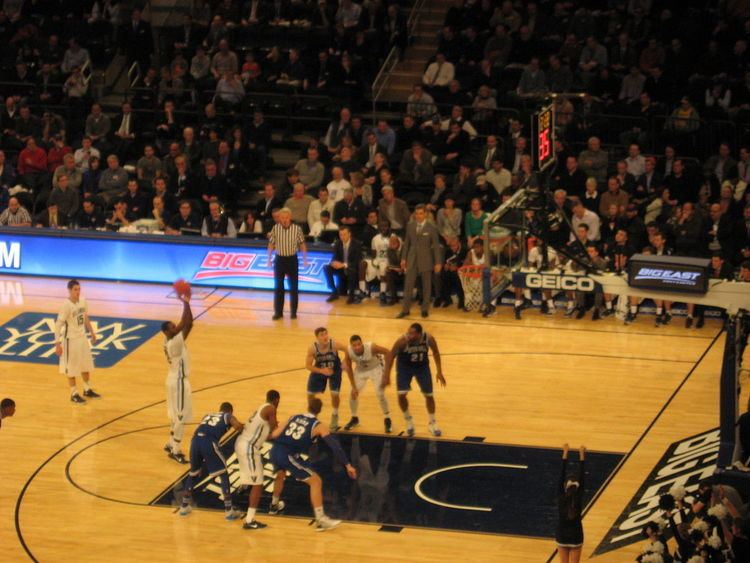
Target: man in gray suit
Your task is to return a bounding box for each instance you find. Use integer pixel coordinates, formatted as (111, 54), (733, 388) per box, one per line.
(397, 204), (442, 318)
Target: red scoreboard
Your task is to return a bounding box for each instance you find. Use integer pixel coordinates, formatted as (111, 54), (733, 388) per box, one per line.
(532, 104), (555, 171)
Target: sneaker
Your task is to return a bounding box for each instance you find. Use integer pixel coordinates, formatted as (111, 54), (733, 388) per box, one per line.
(168, 451), (188, 464)
(601, 308), (615, 317)
(326, 294), (339, 303)
(663, 312), (672, 325)
(163, 443), (172, 453)
(696, 316), (705, 329)
(70, 393), (86, 404)
(624, 312), (636, 325)
(405, 419), (415, 437)
(384, 417), (392, 433)
(591, 309), (601, 321)
(540, 301), (548, 314)
(441, 299), (451, 308)
(344, 416), (360, 431)
(225, 508), (244, 521)
(396, 311), (408, 319)
(269, 501), (286, 515)
(542, 306), (555, 316)
(428, 422), (442, 437)
(513, 306), (521, 320)
(421, 310), (429, 318)
(330, 413), (340, 431)
(654, 314), (663, 326)
(575, 308), (586, 320)
(379, 293), (388, 306)
(521, 297), (533, 310)
(564, 307), (575, 318)
(179, 504), (192, 516)
(83, 388), (101, 398)
(243, 520), (268, 530)
(316, 515), (342, 532)
(685, 316), (693, 329)
(290, 313), (297, 320)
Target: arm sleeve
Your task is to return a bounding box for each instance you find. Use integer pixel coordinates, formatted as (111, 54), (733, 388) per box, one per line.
(323, 434), (350, 466)
(576, 460), (585, 511)
(558, 458), (567, 495)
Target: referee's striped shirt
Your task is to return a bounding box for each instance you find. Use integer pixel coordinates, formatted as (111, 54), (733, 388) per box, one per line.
(269, 223), (305, 256)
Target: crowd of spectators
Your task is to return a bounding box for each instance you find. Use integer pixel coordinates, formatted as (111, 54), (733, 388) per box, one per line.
(2, 2), (750, 320)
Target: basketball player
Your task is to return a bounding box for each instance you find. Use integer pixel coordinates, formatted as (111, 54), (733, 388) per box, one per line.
(306, 327), (354, 431)
(54, 279), (100, 404)
(0, 397), (15, 429)
(383, 323), (446, 437)
(179, 402), (244, 520)
(367, 221), (395, 305)
(343, 335), (392, 433)
(269, 397), (357, 531)
(161, 292), (193, 464)
(234, 389), (286, 530)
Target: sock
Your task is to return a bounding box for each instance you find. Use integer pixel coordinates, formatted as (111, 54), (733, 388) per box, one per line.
(171, 438), (181, 453)
(403, 409), (413, 424)
(70, 387), (78, 396)
(380, 281), (387, 293)
(656, 306), (663, 315)
(687, 314), (693, 319)
(514, 299), (522, 307)
(220, 474), (232, 510)
(314, 506), (325, 520)
(271, 495), (280, 507)
(82, 380), (91, 391)
(567, 300), (574, 310)
(245, 507), (257, 523)
(349, 398), (359, 417)
(630, 305), (637, 314)
(523, 289), (531, 299)
(547, 299), (555, 309)
(428, 413), (436, 424)
(605, 301), (613, 310)
(376, 391), (390, 417)
(332, 408), (339, 416)
(359, 280), (366, 292)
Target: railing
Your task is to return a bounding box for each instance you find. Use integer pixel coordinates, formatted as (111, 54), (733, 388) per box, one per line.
(127, 61), (141, 90)
(370, 0), (429, 121)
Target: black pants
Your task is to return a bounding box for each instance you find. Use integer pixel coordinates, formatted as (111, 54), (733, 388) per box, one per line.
(324, 264), (357, 296)
(274, 255), (299, 315)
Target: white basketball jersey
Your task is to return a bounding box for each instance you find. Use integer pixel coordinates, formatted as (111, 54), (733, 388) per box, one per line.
(371, 234), (390, 260)
(56, 298), (88, 340)
(164, 332), (190, 378)
(348, 342), (382, 372)
(240, 402), (272, 450)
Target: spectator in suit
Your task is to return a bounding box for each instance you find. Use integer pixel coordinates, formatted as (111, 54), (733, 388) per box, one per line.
(333, 187), (367, 239)
(112, 101), (138, 163)
(324, 226), (365, 303)
(356, 130), (387, 170)
(378, 185), (410, 236)
(256, 183), (282, 232)
(246, 110), (272, 178)
(166, 200), (202, 235)
(85, 103), (112, 154)
(397, 204), (442, 318)
(122, 178), (149, 219)
(707, 203), (744, 265)
(201, 200), (237, 238)
(34, 201), (68, 229)
(120, 8), (153, 74)
(553, 156), (587, 198)
(399, 142), (434, 187)
(197, 159), (229, 210)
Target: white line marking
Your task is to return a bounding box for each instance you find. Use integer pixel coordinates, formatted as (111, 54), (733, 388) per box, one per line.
(414, 462), (528, 512)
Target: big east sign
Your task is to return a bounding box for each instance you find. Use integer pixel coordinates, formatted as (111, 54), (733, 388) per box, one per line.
(194, 251), (329, 283)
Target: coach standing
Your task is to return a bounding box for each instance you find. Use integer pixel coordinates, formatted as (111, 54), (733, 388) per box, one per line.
(397, 204), (442, 319)
(268, 207), (307, 320)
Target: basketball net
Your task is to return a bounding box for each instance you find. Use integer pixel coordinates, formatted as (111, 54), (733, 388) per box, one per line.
(458, 265), (485, 310)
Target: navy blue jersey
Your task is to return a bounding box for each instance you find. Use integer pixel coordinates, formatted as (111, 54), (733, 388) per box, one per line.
(313, 340), (341, 373)
(275, 413), (320, 454)
(195, 412), (232, 441)
(397, 332), (430, 369)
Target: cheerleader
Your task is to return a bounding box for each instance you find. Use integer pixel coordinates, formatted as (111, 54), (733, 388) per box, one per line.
(556, 444), (586, 563)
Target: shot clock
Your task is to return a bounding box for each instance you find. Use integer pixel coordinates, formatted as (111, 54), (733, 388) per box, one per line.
(531, 104), (556, 171)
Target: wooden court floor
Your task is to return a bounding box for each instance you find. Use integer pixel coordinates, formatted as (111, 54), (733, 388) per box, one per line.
(0, 275), (732, 562)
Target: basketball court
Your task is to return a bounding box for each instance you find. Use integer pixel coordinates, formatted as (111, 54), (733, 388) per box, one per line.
(0, 274), (732, 562)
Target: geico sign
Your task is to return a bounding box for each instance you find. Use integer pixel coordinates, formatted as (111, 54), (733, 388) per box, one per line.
(525, 273), (596, 291)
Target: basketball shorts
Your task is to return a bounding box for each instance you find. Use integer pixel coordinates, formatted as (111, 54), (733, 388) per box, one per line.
(189, 435), (227, 477)
(307, 370), (342, 394)
(270, 445), (316, 481)
(235, 437), (264, 486)
(166, 376), (193, 423)
(355, 366), (384, 392)
(365, 258), (388, 281)
(396, 365), (433, 396)
(59, 337), (94, 377)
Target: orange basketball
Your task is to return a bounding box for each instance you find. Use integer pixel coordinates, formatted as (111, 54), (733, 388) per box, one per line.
(173, 279), (191, 296)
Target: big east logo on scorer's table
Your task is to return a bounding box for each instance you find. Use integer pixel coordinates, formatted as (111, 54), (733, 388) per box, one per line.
(0, 312), (162, 367)
(193, 251), (329, 283)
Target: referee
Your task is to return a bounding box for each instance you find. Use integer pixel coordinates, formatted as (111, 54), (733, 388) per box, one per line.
(268, 207), (307, 320)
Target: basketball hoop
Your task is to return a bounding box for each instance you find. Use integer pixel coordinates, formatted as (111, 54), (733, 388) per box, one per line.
(458, 265), (485, 311)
